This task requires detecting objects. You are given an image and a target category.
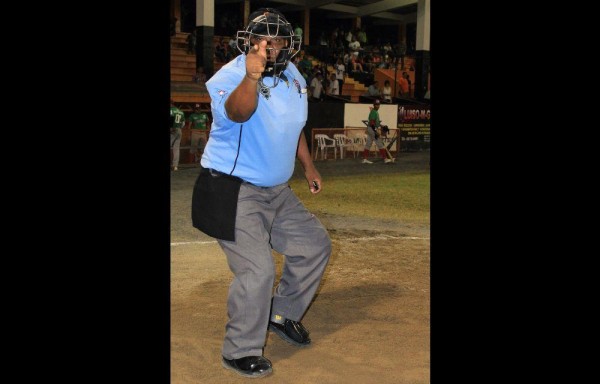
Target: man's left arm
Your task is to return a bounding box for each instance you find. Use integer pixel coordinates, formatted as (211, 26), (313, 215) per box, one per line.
(296, 130), (322, 194)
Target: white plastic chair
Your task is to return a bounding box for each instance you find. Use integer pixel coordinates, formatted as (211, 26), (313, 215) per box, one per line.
(314, 134), (337, 160)
(333, 134), (352, 159)
(352, 133), (368, 158)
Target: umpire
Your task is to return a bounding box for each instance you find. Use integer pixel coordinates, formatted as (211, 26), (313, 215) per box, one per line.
(191, 8), (331, 378)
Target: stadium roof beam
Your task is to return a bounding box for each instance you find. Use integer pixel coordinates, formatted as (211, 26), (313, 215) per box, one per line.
(357, 0), (417, 16)
(215, 0), (417, 22)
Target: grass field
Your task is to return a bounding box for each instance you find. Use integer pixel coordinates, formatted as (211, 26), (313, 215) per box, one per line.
(289, 171), (430, 224)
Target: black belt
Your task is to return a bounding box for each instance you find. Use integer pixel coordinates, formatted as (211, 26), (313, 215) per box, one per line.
(200, 167), (242, 180)
(200, 167), (277, 189)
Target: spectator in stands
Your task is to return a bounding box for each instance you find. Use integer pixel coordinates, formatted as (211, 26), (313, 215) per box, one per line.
(170, 99), (185, 171)
(229, 34), (237, 51)
(362, 54), (374, 73)
(327, 73), (339, 96)
(349, 54), (364, 73)
(294, 24), (303, 41)
(215, 39), (233, 63)
(312, 62), (323, 78)
(377, 55), (392, 69)
(362, 99), (392, 164)
(348, 36), (361, 53)
(334, 58), (345, 94)
(382, 80), (392, 103)
(343, 51), (351, 70)
(306, 67), (318, 90)
(310, 72), (324, 102)
(193, 66), (207, 84)
(367, 80), (381, 98)
(188, 104), (210, 164)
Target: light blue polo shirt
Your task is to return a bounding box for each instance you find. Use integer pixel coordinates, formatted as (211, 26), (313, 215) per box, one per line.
(202, 54), (308, 187)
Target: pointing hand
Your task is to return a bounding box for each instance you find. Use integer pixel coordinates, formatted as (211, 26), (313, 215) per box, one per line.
(246, 40), (267, 81)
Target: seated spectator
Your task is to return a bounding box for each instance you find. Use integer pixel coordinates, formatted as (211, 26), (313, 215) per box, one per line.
(350, 54), (364, 73)
(382, 80), (392, 103)
(377, 56), (391, 69)
(367, 80), (381, 98)
(362, 54), (374, 73)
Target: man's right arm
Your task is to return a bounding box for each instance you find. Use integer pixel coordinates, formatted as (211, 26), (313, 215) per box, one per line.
(225, 40), (267, 122)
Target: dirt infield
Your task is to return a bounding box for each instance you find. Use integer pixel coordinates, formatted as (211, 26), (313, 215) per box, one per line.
(171, 152), (430, 384)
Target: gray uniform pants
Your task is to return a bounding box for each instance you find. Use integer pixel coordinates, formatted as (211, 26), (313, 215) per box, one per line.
(365, 126), (384, 150)
(170, 128), (182, 167)
(218, 182), (331, 359)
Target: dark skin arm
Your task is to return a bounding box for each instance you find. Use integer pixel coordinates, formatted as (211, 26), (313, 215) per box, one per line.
(296, 131), (322, 194)
(225, 40), (268, 122)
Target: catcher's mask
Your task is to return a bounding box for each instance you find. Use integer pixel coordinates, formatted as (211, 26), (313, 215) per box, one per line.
(236, 8), (301, 87)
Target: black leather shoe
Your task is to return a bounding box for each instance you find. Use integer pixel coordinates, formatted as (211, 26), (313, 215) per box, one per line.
(221, 355), (273, 378)
(269, 319), (311, 347)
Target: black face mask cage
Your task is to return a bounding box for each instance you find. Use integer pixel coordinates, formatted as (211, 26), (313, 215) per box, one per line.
(236, 9), (301, 87)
